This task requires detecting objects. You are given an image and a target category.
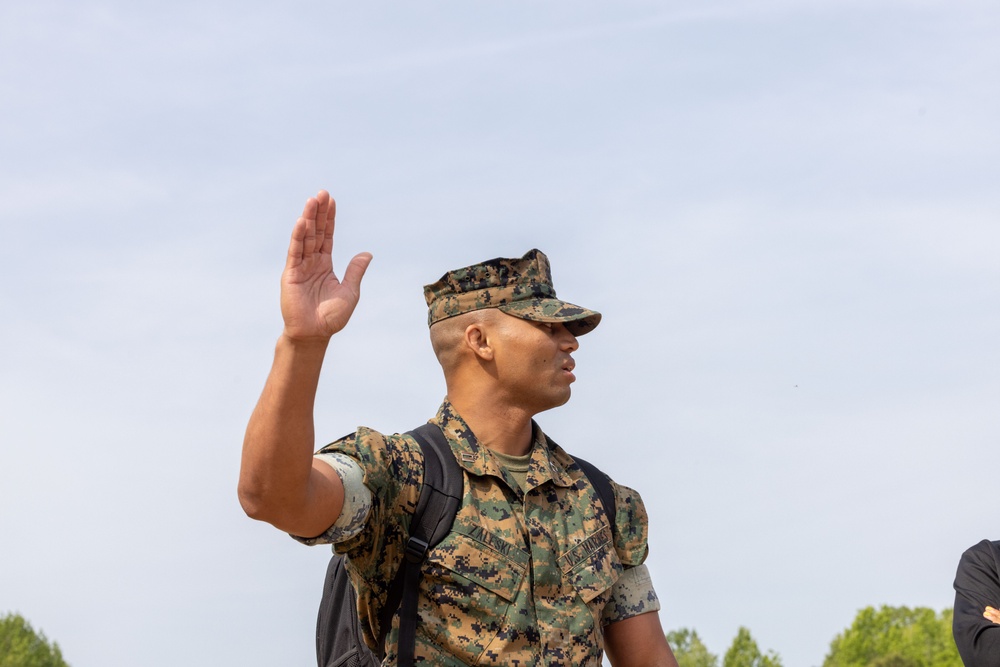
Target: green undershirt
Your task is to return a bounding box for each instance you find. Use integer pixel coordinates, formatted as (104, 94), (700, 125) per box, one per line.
(490, 449), (531, 492)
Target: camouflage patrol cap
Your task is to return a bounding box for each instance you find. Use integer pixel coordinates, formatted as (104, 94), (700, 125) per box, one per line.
(423, 249), (601, 336)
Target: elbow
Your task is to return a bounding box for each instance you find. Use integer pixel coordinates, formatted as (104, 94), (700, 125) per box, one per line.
(237, 480), (277, 523)
(237, 457), (288, 523)
(237, 478), (302, 531)
(238, 487), (263, 521)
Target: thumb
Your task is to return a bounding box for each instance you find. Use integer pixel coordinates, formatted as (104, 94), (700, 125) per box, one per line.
(342, 252), (373, 293)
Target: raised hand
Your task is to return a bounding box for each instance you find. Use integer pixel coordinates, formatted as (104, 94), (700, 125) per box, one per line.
(280, 190), (372, 340)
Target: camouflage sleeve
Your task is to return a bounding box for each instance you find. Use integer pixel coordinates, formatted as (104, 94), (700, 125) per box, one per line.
(611, 481), (649, 567)
(289, 452), (372, 546)
(323, 427), (424, 584)
(600, 564), (662, 625)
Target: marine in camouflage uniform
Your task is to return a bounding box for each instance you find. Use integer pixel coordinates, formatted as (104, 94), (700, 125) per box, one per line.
(240, 191), (677, 667)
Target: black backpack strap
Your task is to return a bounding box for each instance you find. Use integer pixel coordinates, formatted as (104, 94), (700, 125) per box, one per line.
(380, 423), (463, 667)
(407, 423), (464, 548)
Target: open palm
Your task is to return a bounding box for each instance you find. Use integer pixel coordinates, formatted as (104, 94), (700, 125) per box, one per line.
(281, 191), (372, 340)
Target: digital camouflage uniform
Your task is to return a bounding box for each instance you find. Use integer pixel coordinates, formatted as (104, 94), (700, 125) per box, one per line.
(297, 249), (657, 666)
(302, 400), (652, 666)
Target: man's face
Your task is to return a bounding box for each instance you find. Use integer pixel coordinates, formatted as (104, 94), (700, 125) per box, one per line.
(488, 313), (580, 414)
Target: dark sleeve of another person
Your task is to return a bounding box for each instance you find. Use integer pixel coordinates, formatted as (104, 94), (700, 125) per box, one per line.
(954, 539), (1000, 667)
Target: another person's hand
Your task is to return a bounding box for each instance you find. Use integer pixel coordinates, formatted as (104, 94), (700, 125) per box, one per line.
(984, 606), (1000, 624)
(280, 190), (372, 340)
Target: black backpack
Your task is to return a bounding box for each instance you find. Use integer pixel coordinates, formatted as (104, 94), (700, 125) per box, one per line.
(316, 423), (616, 667)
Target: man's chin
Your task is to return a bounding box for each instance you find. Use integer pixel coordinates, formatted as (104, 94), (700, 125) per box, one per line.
(536, 390), (572, 414)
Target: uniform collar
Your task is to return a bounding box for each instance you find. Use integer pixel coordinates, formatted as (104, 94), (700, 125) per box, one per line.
(432, 400), (574, 491)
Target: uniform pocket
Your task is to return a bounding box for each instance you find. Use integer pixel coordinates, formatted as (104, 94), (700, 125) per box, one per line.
(558, 525), (623, 604)
(419, 527), (529, 662)
(434, 526), (528, 599)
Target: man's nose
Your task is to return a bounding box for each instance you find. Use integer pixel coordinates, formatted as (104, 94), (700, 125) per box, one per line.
(556, 324), (579, 352)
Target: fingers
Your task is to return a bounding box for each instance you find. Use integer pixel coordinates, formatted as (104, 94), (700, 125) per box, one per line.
(286, 191), (358, 284)
(985, 606), (1000, 624)
(314, 190), (336, 256)
(290, 191), (335, 265)
(286, 196), (318, 269)
(301, 194), (320, 258)
(313, 190), (335, 257)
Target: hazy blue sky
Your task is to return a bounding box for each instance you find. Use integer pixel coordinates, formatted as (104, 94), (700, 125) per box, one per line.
(1, 1), (998, 665)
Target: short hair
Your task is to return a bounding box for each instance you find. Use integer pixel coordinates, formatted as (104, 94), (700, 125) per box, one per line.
(429, 309), (499, 373)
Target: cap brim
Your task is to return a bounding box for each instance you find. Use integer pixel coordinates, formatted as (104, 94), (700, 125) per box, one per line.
(498, 299), (602, 336)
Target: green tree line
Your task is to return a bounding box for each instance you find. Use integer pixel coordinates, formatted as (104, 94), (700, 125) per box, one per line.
(2, 604), (961, 666)
(0, 613), (69, 667)
(667, 605), (961, 667)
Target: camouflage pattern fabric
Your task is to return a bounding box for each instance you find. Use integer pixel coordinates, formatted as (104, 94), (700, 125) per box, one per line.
(423, 249), (602, 336)
(299, 400), (650, 666)
(293, 452), (372, 545)
(601, 563), (661, 625)
(452, 445), (661, 624)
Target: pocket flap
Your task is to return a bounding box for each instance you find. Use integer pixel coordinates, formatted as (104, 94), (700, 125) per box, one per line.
(428, 527), (528, 602)
(558, 526), (623, 604)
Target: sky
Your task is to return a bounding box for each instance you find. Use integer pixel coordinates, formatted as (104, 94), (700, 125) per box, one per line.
(1, 1), (998, 665)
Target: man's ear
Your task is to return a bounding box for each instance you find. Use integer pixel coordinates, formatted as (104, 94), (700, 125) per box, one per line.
(464, 321), (494, 361)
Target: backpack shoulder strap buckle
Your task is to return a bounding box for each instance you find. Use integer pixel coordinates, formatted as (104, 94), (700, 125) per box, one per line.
(404, 536), (430, 564)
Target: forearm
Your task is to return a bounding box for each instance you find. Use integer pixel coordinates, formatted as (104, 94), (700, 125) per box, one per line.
(955, 614), (1000, 666)
(954, 541), (1000, 667)
(238, 333), (344, 533)
(955, 598), (1000, 666)
(963, 630), (1000, 667)
(604, 611), (678, 667)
